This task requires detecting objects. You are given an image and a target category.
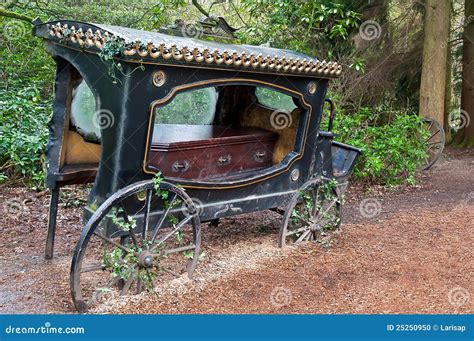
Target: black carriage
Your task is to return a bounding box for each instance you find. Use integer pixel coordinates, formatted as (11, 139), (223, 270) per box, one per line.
(34, 20), (361, 312)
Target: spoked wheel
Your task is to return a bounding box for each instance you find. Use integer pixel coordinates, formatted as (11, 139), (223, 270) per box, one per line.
(420, 117), (445, 170)
(70, 180), (201, 313)
(279, 178), (342, 248)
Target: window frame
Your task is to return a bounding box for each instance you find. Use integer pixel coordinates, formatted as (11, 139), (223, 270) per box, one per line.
(253, 86), (299, 113)
(143, 79), (313, 189)
(154, 86), (218, 125)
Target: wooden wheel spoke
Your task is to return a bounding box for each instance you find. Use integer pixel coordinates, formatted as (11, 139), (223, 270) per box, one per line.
(280, 180), (342, 248)
(308, 231), (317, 241)
(291, 211), (312, 226)
(295, 230), (311, 244)
(71, 180), (202, 313)
(81, 263), (105, 273)
(317, 216), (338, 230)
(285, 226), (310, 237)
(426, 143), (443, 152)
(118, 203), (139, 246)
(163, 244), (196, 254)
(427, 140), (443, 146)
(136, 279), (144, 294)
(426, 121), (434, 131)
(120, 274), (135, 295)
(142, 189), (152, 240)
(152, 215), (193, 249)
(419, 118), (445, 171)
(314, 200), (338, 223)
(310, 188), (321, 217)
(150, 192), (178, 244)
(106, 276), (121, 288)
(163, 267), (181, 277)
(426, 129), (441, 142)
(93, 232), (130, 253)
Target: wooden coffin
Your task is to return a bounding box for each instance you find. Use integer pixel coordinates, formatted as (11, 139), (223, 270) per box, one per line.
(149, 124), (277, 180)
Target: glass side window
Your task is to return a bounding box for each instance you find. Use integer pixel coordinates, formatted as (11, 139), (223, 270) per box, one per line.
(155, 87), (218, 124)
(255, 87), (298, 112)
(70, 80), (100, 142)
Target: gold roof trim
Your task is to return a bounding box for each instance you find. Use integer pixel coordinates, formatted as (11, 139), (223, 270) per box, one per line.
(48, 23), (342, 77)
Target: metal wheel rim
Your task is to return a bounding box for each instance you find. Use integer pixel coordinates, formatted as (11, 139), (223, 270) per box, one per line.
(279, 178), (341, 248)
(420, 117), (445, 171)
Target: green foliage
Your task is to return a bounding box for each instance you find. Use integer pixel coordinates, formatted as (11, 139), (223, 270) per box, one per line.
(0, 12), (56, 186)
(98, 37), (127, 84)
(0, 1), (431, 190)
(0, 85), (50, 185)
(254, 87), (297, 112)
(238, 0), (360, 55)
(156, 88), (217, 125)
(329, 107), (430, 185)
(0, 1), (166, 187)
(102, 244), (158, 290)
(152, 171), (168, 200)
(110, 208), (137, 232)
(349, 58), (366, 73)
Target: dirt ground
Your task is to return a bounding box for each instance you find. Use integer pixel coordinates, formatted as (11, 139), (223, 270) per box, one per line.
(0, 147), (473, 314)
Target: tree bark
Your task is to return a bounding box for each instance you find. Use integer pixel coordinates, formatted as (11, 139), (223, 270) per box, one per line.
(444, 3), (453, 143)
(418, 0), (451, 126)
(453, 0), (474, 147)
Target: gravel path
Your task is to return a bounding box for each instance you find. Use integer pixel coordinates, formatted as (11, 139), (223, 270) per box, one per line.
(0, 148), (472, 314)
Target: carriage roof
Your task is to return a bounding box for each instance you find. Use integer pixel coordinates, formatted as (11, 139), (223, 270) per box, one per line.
(33, 20), (342, 79)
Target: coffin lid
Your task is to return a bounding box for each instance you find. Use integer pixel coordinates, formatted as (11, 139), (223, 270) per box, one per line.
(33, 20), (342, 79)
(151, 124), (277, 151)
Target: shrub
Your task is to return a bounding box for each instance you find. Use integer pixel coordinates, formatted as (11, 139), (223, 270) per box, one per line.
(329, 107), (429, 185)
(0, 15), (54, 187)
(0, 85), (50, 186)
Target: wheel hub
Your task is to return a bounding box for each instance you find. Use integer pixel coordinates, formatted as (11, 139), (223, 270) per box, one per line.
(308, 219), (321, 232)
(138, 250), (154, 268)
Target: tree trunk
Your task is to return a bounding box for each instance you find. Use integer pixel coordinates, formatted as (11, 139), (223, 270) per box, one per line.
(418, 0), (451, 125)
(444, 3), (453, 143)
(444, 45), (452, 143)
(453, 0), (474, 147)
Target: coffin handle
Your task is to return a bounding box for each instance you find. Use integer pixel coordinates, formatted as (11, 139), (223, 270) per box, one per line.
(217, 155), (231, 166)
(172, 160), (190, 172)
